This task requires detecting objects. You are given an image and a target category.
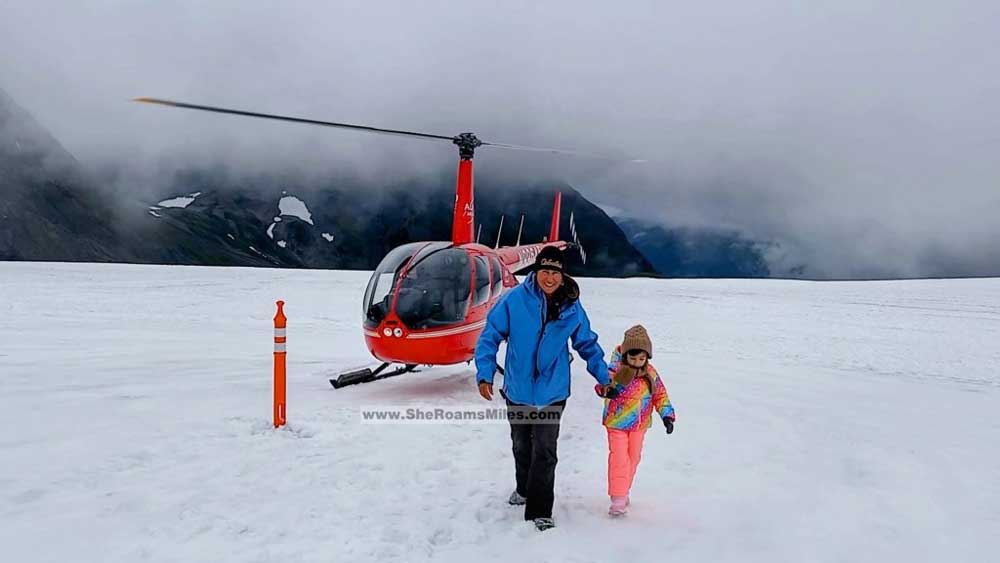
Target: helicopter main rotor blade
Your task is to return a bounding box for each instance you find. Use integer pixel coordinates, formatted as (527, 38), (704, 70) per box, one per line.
(132, 97), (455, 142)
(133, 97), (644, 161)
(482, 141), (646, 163)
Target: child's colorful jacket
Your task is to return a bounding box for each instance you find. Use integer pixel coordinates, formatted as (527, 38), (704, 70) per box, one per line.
(597, 345), (675, 431)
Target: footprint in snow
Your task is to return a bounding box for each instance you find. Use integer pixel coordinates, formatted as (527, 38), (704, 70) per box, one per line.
(425, 458), (452, 471)
(10, 489), (45, 504)
(429, 527), (453, 546)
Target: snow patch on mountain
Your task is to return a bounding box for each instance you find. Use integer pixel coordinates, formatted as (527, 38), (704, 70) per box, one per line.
(278, 196), (313, 225)
(156, 192), (202, 209)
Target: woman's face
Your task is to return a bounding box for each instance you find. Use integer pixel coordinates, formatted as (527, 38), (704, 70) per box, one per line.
(536, 269), (563, 296)
(625, 349), (648, 367)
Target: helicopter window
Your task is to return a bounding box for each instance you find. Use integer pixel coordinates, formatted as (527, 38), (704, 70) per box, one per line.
(370, 273), (396, 308)
(363, 242), (425, 325)
(395, 248), (471, 329)
(405, 241), (454, 272)
(490, 256), (504, 297)
(473, 256), (491, 306)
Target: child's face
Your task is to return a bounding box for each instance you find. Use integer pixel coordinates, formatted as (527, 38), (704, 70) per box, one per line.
(625, 350), (648, 367)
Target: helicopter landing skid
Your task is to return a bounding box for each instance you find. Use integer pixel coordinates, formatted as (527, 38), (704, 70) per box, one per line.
(330, 362), (419, 389)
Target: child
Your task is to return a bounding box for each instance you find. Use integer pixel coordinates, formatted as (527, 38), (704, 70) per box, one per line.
(595, 324), (675, 517)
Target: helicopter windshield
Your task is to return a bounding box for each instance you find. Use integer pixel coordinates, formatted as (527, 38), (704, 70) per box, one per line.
(363, 242), (426, 326)
(395, 247), (471, 329)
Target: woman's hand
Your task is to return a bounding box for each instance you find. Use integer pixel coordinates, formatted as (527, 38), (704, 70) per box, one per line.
(595, 383), (619, 399)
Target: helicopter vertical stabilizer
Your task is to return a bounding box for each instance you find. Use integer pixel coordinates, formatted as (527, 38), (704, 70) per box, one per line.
(548, 192), (562, 242)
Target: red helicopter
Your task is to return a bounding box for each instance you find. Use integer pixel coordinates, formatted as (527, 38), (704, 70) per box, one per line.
(134, 98), (598, 388)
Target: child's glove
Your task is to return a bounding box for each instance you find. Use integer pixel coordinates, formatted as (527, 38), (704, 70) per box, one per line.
(594, 383), (620, 399)
(663, 417), (674, 435)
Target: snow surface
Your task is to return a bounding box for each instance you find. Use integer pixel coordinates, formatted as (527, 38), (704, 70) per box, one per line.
(322, 233), (334, 243)
(266, 223), (276, 240)
(278, 196), (313, 225)
(156, 192), (201, 209)
(277, 241), (287, 249)
(1, 262), (998, 562)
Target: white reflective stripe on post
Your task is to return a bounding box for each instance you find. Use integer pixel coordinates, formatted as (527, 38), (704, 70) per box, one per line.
(274, 343), (286, 353)
(274, 328), (286, 338)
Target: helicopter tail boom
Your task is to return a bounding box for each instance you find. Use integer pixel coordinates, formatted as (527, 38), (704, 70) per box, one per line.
(451, 160), (475, 244)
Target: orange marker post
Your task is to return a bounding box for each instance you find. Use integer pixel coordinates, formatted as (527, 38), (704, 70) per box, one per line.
(273, 300), (287, 428)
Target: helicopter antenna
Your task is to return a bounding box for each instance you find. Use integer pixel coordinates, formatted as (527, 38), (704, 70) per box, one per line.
(515, 214), (525, 246)
(494, 215), (505, 249)
(569, 211), (587, 264)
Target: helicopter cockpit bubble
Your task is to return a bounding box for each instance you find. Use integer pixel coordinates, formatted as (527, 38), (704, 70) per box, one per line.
(396, 247), (471, 330)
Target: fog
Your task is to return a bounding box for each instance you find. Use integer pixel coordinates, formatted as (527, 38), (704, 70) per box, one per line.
(2, 0), (999, 278)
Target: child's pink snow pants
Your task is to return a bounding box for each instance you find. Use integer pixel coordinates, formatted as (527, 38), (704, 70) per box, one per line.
(607, 427), (646, 497)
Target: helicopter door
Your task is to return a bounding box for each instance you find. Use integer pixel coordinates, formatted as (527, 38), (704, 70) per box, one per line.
(473, 256), (491, 306)
(489, 255), (504, 297)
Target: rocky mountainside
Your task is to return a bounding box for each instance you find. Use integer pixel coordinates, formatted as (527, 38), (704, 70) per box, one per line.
(2, 86), (775, 278)
(611, 212), (771, 278)
(0, 86), (654, 275)
(141, 171), (654, 276)
(0, 88), (135, 262)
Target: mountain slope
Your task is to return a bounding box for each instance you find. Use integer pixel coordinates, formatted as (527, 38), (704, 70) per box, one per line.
(139, 171), (655, 276)
(0, 87), (133, 262)
(607, 210), (771, 278)
(0, 87), (653, 275)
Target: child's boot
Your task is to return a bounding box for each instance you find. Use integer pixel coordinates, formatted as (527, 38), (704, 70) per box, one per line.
(609, 495), (628, 517)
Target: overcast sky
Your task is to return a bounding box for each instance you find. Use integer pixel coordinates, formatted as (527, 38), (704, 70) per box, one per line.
(2, 0), (999, 278)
